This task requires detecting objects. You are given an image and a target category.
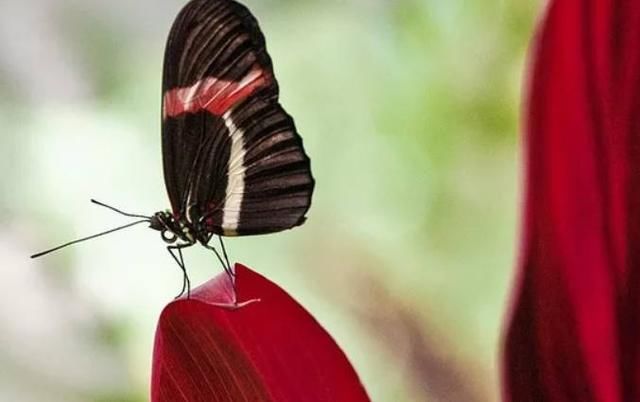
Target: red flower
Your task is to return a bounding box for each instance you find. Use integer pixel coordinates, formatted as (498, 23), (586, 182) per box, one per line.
(151, 263), (369, 402)
(503, 1), (640, 401)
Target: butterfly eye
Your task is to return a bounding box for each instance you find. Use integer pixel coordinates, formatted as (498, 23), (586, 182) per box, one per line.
(161, 230), (177, 244)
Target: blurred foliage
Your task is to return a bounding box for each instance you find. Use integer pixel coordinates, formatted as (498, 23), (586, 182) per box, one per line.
(0, 0), (539, 401)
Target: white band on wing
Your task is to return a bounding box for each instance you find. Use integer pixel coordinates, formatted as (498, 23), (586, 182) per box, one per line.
(221, 109), (246, 235)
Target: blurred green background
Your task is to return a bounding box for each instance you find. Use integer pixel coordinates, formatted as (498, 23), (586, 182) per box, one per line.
(0, 0), (539, 401)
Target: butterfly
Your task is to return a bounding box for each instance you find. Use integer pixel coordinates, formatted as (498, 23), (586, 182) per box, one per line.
(32, 0), (315, 297)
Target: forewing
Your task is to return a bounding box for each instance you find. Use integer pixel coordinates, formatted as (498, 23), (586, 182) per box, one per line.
(161, 0), (314, 234)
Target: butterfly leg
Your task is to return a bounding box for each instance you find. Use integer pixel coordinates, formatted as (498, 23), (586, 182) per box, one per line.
(167, 244), (191, 299)
(203, 242), (235, 290)
(218, 236), (231, 273)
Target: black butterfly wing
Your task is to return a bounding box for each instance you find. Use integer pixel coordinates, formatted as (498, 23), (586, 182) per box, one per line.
(161, 0), (314, 236)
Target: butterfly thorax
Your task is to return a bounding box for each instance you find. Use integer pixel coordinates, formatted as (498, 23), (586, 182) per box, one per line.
(149, 210), (207, 245)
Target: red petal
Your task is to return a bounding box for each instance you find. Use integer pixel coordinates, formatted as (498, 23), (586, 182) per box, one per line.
(151, 263), (370, 402)
(503, 1), (640, 401)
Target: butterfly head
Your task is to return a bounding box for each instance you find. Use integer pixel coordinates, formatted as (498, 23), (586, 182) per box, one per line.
(150, 210), (195, 244)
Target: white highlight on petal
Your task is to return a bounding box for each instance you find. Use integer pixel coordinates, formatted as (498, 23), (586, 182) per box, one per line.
(221, 109), (246, 235)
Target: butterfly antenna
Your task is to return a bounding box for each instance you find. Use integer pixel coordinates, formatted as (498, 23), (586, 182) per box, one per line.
(91, 199), (151, 220)
(30, 219), (149, 259)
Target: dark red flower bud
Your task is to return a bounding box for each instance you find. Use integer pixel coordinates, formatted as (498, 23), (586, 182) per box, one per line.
(503, 2), (640, 401)
(151, 263), (369, 402)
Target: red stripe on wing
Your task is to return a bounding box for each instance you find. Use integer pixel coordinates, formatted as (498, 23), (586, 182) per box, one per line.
(163, 65), (270, 118)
